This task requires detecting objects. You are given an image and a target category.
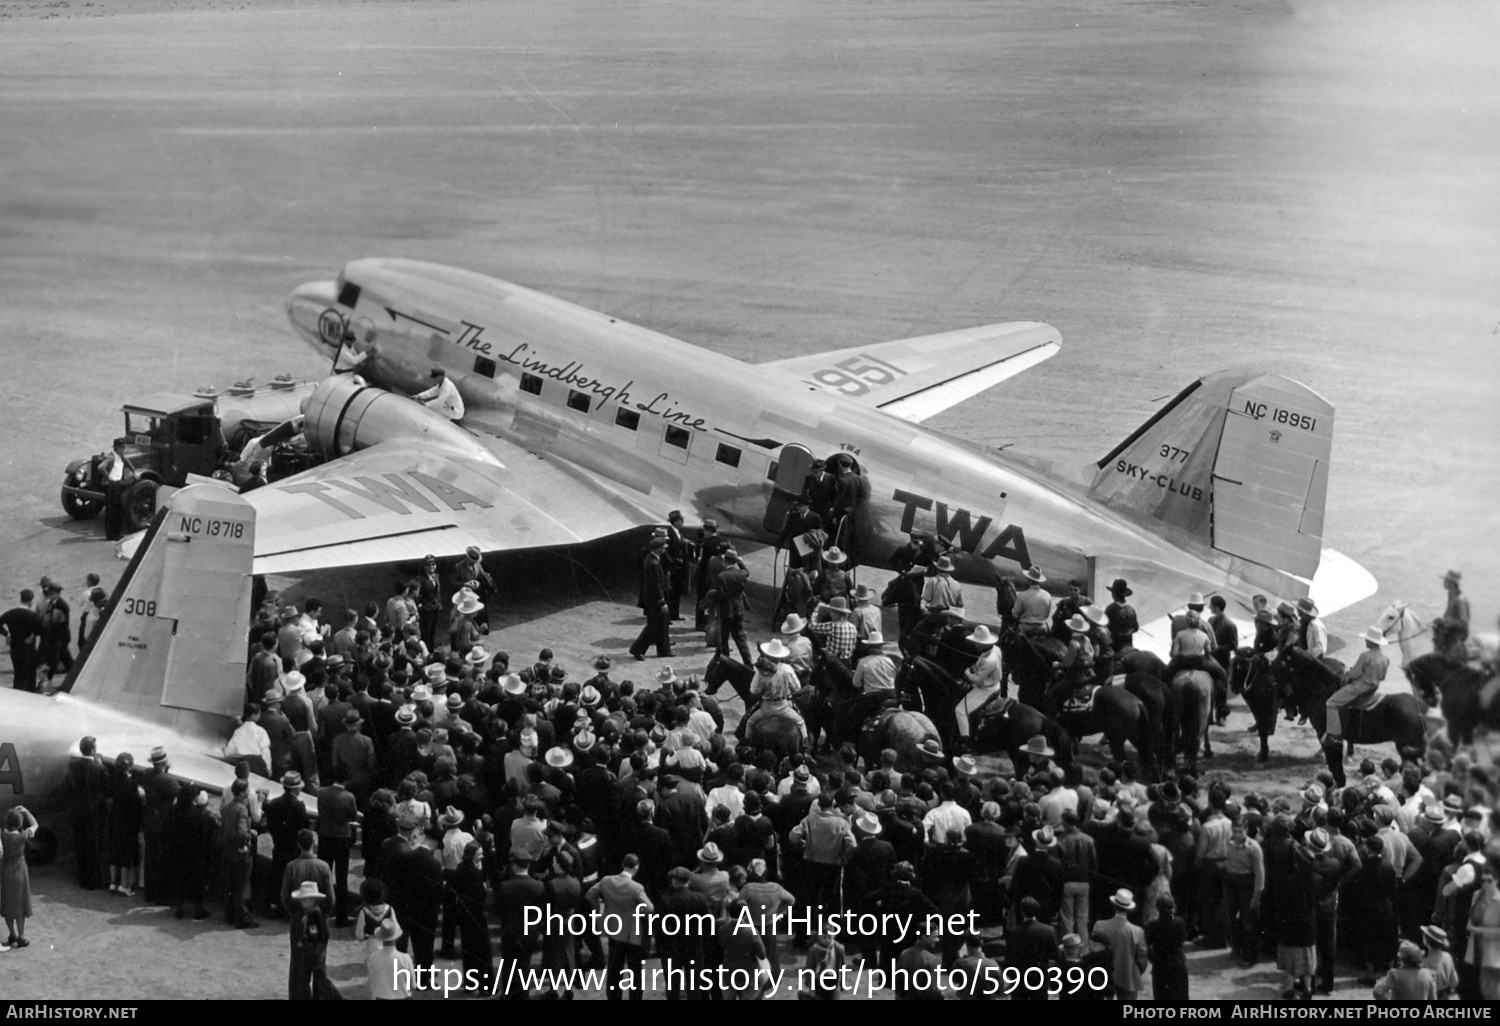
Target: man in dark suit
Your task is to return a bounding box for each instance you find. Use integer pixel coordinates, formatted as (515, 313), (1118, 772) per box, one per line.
(1011, 826), (1066, 927)
(694, 520), (729, 630)
(387, 820), (444, 979)
(1007, 896), (1060, 1000)
(776, 497), (824, 571)
(847, 811), (896, 959)
(331, 709), (377, 808)
(264, 772), (310, 918)
(712, 548), (754, 665)
(655, 774), (709, 870)
(629, 536), (672, 660)
(66, 737), (109, 890)
(623, 799), (674, 899)
(664, 511), (695, 621)
(801, 459), (836, 523)
(495, 852), (547, 999)
(140, 747), (181, 905)
(316, 778), (359, 926)
(259, 692), (296, 777)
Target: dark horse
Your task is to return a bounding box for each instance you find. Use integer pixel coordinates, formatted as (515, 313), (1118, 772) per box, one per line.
(1230, 647), (1279, 763)
(1273, 649), (1428, 787)
(906, 611), (985, 680)
(1408, 660), (1499, 746)
(1001, 628), (1068, 710)
(899, 655), (1076, 773)
(1167, 670), (1214, 777)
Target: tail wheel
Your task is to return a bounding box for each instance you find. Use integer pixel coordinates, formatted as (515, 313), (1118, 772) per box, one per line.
(62, 488), (105, 520)
(123, 478), (160, 532)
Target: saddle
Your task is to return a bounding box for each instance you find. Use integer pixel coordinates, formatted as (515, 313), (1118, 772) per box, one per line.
(972, 693), (1014, 724)
(1061, 686), (1099, 714)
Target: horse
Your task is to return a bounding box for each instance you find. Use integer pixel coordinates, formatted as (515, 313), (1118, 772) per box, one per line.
(905, 611), (984, 680)
(1230, 647), (1279, 763)
(1374, 599), (1426, 674)
(1047, 684), (1158, 781)
(1001, 628), (1068, 710)
(970, 697), (1076, 775)
(807, 649), (872, 750)
(1272, 648), (1428, 787)
(1412, 664), (1499, 746)
(702, 652), (758, 706)
(1167, 670), (1214, 776)
(859, 707), (946, 773)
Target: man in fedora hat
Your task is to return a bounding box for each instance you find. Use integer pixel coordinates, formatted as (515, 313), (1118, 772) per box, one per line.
(809, 596), (858, 667)
(775, 495), (824, 571)
(316, 775), (358, 927)
(816, 545), (853, 604)
(1441, 570), (1471, 632)
(265, 772), (310, 918)
(629, 534), (673, 661)
(1293, 597), (1328, 659)
(664, 510), (695, 620)
(709, 543), (754, 665)
(801, 457), (836, 523)
(286, 878), (333, 999)
(1047, 615), (1097, 712)
(778, 613), (815, 674)
(1105, 579), (1139, 654)
(920, 554), (964, 615)
(1325, 627), (1390, 747)
(1092, 888), (1148, 999)
(955, 625), (1005, 744)
(851, 582), (882, 640)
(1012, 567), (1052, 636)
(140, 746), (180, 905)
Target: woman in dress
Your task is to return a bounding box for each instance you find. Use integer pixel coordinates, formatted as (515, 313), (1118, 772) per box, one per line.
(2, 806), (39, 948)
(106, 753), (143, 896)
(1466, 859), (1500, 1001)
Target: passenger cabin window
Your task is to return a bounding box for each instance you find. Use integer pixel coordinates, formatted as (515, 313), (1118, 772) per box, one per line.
(474, 356), (497, 379)
(715, 444), (741, 467)
(337, 280), (361, 309)
(664, 426), (691, 450)
(567, 390), (591, 414)
(615, 408), (640, 431)
(520, 373), (544, 396)
(767, 460), (779, 481)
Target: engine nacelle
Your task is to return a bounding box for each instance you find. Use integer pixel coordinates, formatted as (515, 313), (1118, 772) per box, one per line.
(301, 376), (494, 464)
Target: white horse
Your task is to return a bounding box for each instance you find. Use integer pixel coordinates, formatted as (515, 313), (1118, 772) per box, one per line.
(1375, 599), (1424, 673)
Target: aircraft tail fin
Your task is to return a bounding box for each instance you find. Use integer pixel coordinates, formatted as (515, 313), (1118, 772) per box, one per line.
(1088, 370), (1334, 582)
(64, 483), (255, 722)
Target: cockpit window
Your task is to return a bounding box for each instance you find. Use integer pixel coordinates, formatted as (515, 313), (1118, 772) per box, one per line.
(337, 280), (361, 309)
(125, 413), (161, 437)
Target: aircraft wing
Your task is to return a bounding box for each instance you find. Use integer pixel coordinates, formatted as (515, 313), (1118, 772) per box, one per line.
(762, 321), (1060, 422)
(245, 438), (658, 575)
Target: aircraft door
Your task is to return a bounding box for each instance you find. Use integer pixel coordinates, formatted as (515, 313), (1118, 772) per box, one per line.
(761, 443), (815, 534)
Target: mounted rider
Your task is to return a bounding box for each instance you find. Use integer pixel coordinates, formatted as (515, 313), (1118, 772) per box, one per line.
(1325, 626), (1390, 748)
(777, 614), (816, 679)
(1082, 605), (1114, 685)
(740, 639), (806, 747)
(956, 625), (1005, 742)
(1046, 614), (1096, 713)
(1104, 578), (1139, 654)
(843, 632), (901, 745)
(1012, 566), (1052, 637)
(1163, 593), (1229, 695)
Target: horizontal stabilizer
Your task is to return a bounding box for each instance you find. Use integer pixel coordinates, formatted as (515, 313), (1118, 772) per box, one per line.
(764, 322), (1060, 422)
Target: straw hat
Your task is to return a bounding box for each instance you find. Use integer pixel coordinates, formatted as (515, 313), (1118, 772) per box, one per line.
(855, 811), (883, 835)
(545, 747), (575, 769)
(456, 591), (484, 616)
(580, 685), (602, 708)
(1186, 592), (1206, 609)
(395, 706), (417, 726)
(823, 547), (847, 565)
(853, 584), (876, 603)
(466, 646), (488, 666)
(437, 807), (464, 829)
(697, 842), (724, 864)
(1023, 566), (1046, 584)
(1065, 614), (1089, 634)
(290, 881), (325, 902)
(934, 555), (955, 573)
(502, 674), (526, 696)
(1083, 605), (1108, 628)
(953, 755), (978, 777)
(655, 666), (679, 686)
(967, 625), (999, 646)
(780, 613), (808, 634)
(1296, 597), (1318, 617)
(758, 639), (791, 661)
(1109, 888), (1136, 911)
(1023, 736), (1054, 759)
(282, 671), (306, 692)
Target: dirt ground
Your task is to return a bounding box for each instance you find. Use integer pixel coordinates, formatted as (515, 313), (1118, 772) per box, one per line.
(1, 0), (1495, 1002)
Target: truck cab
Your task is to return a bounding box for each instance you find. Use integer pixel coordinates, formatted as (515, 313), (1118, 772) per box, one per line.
(116, 394), (223, 485)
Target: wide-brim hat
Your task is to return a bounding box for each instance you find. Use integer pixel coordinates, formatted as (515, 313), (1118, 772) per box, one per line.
(1421, 925), (1450, 949)
(1305, 828), (1331, 854)
(1443, 570), (1462, 584)
(1296, 597), (1318, 617)
(1023, 566), (1046, 584)
(574, 729), (597, 752)
(697, 842), (724, 864)
(593, 655), (612, 671)
(1160, 782), (1181, 803)
(1301, 784), (1324, 805)
(1277, 600), (1297, 617)
(823, 547), (848, 565)
(580, 685), (602, 707)
(853, 584), (876, 602)
(1032, 826), (1056, 849)
(395, 707), (417, 726)
(1442, 795), (1465, 816)
(655, 666), (679, 685)
(967, 625), (999, 647)
(263, 688), (285, 705)
(1083, 605), (1108, 628)
(437, 807), (464, 829)
(918, 739), (943, 757)
(1109, 578), (1132, 596)
(1023, 736), (1054, 759)
(1109, 888), (1136, 911)
(1357, 626), (1388, 647)
(290, 882), (324, 902)
(411, 684), (433, 704)
(1065, 614), (1090, 634)
(446, 693), (463, 710)
(502, 674), (526, 696)
(758, 639), (791, 661)
(545, 746), (575, 769)
(934, 555), (955, 573)
(424, 663), (447, 684)
(1186, 592), (1206, 608)
(954, 755), (978, 777)
(780, 613), (808, 634)
(457, 594), (484, 616)
(465, 646), (488, 666)
(855, 811), (882, 835)
(857, 632), (887, 649)
(283, 672), (306, 692)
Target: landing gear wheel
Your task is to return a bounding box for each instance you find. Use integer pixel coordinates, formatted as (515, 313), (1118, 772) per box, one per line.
(122, 478), (159, 533)
(62, 488), (104, 520)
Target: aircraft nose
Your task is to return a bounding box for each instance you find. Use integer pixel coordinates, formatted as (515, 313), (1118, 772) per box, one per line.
(285, 280), (342, 354)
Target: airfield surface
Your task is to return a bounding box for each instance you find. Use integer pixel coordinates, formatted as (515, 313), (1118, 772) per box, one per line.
(1, 0), (1497, 1000)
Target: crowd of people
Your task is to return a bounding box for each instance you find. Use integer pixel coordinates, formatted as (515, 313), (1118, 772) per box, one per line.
(6, 524), (1498, 1002)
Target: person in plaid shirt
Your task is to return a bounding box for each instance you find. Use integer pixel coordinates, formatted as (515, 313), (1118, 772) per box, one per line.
(809, 597), (858, 667)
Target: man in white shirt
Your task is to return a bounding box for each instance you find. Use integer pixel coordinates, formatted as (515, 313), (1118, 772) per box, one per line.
(921, 556), (964, 614)
(1012, 567), (1052, 635)
(367, 922), (414, 1000)
(779, 614), (815, 675)
(412, 367), (465, 422)
(922, 784), (972, 843)
(850, 584), (883, 640)
(225, 705), (273, 777)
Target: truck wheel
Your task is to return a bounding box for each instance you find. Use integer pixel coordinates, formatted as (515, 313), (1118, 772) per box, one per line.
(62, 487), (105, 520)
(123, 479), (160, 533)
